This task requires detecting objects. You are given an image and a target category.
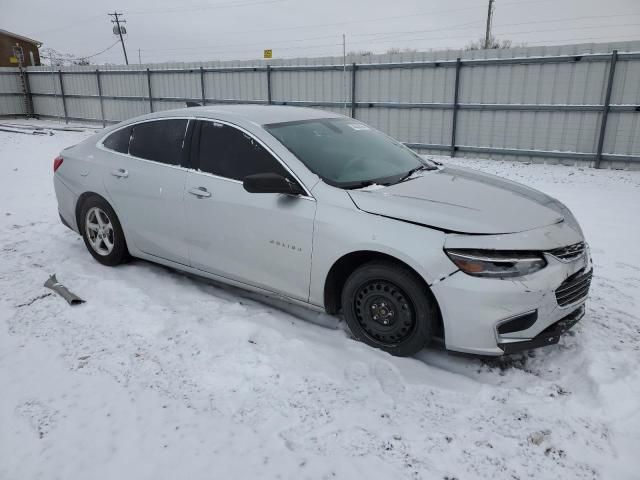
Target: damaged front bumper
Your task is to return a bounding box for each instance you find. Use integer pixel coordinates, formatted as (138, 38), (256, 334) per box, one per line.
(497, 305), (585, 354)
(431, 241), (592, 356)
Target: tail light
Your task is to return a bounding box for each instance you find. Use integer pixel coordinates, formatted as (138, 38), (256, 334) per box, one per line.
(53, 155), (63, 173)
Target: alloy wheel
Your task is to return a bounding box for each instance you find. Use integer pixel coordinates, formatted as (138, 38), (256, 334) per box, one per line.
(85, 206), (115, 256)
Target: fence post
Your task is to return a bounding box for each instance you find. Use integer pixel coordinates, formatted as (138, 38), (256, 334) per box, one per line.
(594, 49), (618, 169)
(58, 70), (68, 124)
(146, 68), (153, 113)
(266, 65), (272, 105)
(200, 66), (206, 105)
(351, 63), (357, 118)
(450, 58), (461, 157)
(96, 69), (106, 128)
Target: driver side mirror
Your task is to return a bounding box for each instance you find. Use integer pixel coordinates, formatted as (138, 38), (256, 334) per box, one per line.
(243, 173), (306, 196)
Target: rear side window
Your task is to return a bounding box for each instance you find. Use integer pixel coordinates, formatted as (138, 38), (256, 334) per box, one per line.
(102, 126), (132, 154)
(129, 119), (188, 165)
(196, 121), (290, 181)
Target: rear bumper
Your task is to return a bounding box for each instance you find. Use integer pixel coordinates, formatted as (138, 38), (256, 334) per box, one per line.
(54, 175), (79, 233)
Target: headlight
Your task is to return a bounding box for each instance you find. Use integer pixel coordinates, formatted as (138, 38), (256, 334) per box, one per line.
(445, 249), (547, 278)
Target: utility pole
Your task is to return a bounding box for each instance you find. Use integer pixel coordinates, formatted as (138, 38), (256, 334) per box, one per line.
(484, 0), (495, 49)
(109, 12), (129, 65)
(342, 33), (347, 116)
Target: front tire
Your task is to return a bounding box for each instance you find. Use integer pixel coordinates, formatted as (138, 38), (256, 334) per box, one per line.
(79, 195), (128, 266)
(341, 261), (437, 356)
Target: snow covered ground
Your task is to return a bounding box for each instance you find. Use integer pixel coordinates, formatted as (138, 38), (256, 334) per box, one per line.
(1, 120), (639, 479)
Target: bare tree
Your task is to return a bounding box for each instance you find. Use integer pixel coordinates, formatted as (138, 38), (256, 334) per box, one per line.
(386, 47), (419, 54)
(465, 36), (520, 51)
(348, 50), (373, 57)
(40, 48), (88, 66)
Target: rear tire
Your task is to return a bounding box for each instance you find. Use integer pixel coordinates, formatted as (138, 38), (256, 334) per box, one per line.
(341, 261), (437, 356)
(79, 195), (128, 266)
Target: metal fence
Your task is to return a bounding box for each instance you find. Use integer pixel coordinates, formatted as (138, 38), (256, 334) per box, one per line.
(1, 41), (640, 168)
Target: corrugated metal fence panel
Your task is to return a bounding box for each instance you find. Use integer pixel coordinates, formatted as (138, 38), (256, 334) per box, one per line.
(27, 70), (58, 94)
(457, 45), (606, 155)
(603, 56), (640, 156)
(272, 69), (344, 103)
(205, 71), (266, 101)
(358, 107), (453, 146)
(151, 70), (200, 99)
(0, 70), (24, 115)
(0, 95), (24, 115)
(103, 97), (148, 123)
(0, 70), (22, 93)
(27, 70), (63, 117)
(101, 71), (149, 121)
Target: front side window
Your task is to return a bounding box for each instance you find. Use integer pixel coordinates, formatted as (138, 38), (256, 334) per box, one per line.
(129, 119), (188, 165)
(102, 126), (132, 154)
(265, 118), (436, 188)
(196, 121), (291, 181)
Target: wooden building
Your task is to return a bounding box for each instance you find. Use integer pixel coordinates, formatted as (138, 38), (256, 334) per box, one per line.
(0, 29), (41, 67)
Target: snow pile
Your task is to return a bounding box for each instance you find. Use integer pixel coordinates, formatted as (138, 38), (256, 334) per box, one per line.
(1, 122), (639, 479)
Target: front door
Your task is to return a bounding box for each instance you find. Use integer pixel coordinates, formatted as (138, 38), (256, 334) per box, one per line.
(184, 120), (316, 301)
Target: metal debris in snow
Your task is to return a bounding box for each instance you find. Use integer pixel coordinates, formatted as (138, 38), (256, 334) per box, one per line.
(44, 274), (85, 305)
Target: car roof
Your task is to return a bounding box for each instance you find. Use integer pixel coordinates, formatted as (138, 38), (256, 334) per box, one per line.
(149, 104), (343, 126)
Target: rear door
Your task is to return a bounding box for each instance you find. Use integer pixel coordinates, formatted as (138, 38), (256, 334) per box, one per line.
(102, 118), (191, 265)
(184, 119), (316, 301)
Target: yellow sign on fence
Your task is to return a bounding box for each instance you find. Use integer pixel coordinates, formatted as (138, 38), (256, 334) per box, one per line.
(9, 56), (18, 64)
(263, 49), (272, 59)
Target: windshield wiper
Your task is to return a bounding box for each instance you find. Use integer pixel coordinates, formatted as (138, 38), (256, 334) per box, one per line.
(343, 180), (387, 190)
(398, 164), (435, 183)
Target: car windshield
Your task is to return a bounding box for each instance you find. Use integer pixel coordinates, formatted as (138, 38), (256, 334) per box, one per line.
(264, 118), (436, 189)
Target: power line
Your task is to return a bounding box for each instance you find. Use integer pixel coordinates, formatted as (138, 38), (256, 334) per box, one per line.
(135, 19), (640, 58)
(127, 0), (285, 15)
(40, 40), (121, 65)
(139, 19), (484, 53)
(137, 28), (640, 62)
(341, 22), (640, 49)
(326, 12), (640, 44)
(79, 40), (122, 59)
(135, 11), (640, 55)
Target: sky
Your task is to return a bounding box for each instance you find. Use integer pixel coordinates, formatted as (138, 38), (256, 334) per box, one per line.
(3, 0), (640, 64)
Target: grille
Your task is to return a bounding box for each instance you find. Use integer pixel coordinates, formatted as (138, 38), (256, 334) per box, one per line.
(555, 269), (593, 307)
(548, 242), (586, 262)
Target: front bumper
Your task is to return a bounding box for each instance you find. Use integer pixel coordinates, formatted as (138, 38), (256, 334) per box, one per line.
(431, 246), (592, 356)
(498, 304), (584, 354)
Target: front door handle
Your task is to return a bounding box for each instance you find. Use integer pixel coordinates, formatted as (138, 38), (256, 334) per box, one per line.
(111, 168), (128, 178)
(188, 186), (211, 198)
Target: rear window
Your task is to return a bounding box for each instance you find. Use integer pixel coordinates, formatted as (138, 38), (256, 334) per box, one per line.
(102, 126), (132, 154)
(129, 119), (188, 165)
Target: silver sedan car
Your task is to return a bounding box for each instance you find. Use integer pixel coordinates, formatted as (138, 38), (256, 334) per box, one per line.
(53, 105), (592, 356)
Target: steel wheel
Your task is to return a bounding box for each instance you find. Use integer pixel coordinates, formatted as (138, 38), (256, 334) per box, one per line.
(353, 280), (416, 346)
(85, 206), (115, 256)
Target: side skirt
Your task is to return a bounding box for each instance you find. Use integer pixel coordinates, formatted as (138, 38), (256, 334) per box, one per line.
(132, 250), (327, 314)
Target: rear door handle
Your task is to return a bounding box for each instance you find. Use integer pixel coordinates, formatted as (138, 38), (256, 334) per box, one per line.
(188, 187), (211, 198)
(111, 168), (128, 178)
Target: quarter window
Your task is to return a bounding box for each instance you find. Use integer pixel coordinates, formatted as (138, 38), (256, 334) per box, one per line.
(196, 121), (291, 181)
(102, 126), (132, 154)
(129, 119), (188, 165)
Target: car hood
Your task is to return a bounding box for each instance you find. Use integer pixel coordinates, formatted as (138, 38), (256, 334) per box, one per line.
(348, 166), (569, 234)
